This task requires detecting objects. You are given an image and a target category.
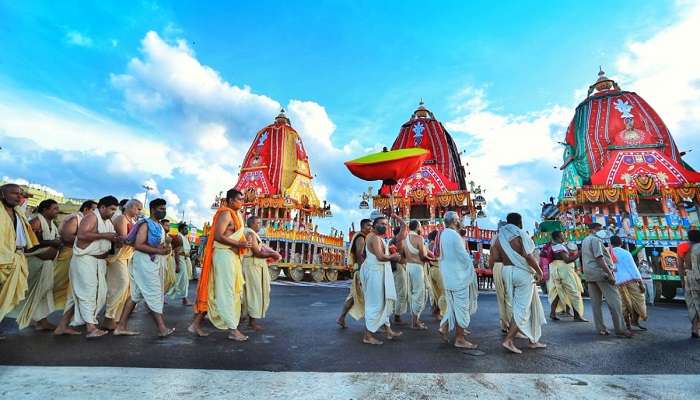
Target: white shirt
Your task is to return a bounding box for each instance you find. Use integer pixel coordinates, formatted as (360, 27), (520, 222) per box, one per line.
(438, 228), (473, 291)
(612, 247), (642, 285)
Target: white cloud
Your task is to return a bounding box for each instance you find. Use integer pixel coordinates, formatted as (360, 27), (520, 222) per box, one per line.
(1, 176), (65, 197)
(66, 31), (93, 47)
(614, 1), (700, 154)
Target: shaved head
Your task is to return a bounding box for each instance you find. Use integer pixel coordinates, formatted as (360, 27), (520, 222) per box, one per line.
(1, 183), (22, 208)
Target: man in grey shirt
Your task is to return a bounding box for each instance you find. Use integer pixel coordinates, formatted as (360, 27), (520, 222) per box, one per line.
(581, 223), (632, 338)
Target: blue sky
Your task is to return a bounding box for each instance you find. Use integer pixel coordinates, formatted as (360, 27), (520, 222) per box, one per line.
(1, 1), (699, 232)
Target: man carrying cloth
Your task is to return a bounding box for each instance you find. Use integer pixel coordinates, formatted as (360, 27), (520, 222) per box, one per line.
(69, 195), (120, 339)
(114, 198), (175, 337)
(53, 200), (97, 336)
(427, 230), (446, 319)
(337, 219), (371, 328)
(15, 199), (62, 330)
(437, 211), (478, 349)
(0, 184), (39, 339)
(491, 212), (547, 354)
(188, 189), (251, 341)
(103, 199), (141, 331)
(241, 216), (281, 331)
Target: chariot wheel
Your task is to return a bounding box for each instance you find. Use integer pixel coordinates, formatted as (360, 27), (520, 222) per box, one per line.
(326, 269), (339, 282)
(268, 265), (281, 281)
(311, 268), (325, 282)
(289, 266), (305, 282)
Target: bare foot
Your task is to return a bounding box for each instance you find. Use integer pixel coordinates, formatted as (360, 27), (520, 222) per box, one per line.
(528, 341), (547, 349)
(615, 330), (633, 339)
(598, 329), (610, 336)
(502, 341), (522, 354)
(101, 319), (117, 331)
(227, 329), (248, 342)
(574, 316), (589, 322)
(113, 329), (141, 336)
(438, 326), (449, 343)
(187, 324), (210, 337)
(515, 332), (528, 340)
(363, 335), (383, 345)
(249, 323), (264, 332)
(385, 329), (403, 340)
(336, 317), (347, 329)
(454, 339), (478, 349)
(411, 321), (428, 330)
(86, 329), (108, 339)
(34, 319), (57, 331)
(53, 326), (81, 336)
(549, 313), (560, 321)
(158, 327), (176, 338)
(181, 299), (193, 306)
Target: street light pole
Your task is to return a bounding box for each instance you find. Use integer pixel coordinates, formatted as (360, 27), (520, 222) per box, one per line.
(142, 184), (154, 206)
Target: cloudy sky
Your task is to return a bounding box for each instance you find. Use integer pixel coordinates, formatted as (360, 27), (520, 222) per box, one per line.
(1, 1), (699, 232)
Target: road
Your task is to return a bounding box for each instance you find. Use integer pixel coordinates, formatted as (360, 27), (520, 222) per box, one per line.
(1, 280), (698, 375)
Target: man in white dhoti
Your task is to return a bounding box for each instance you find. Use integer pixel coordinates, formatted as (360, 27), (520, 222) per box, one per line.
(360, 214), (406, 345)
(488, 221), (510, 332)
(337, 219), (372, 328)
(403, 220), (435, 330)
(611, 235), (647, 331)
(103, 199), (141, 330)
(437, 211), (478, 349)
(115, 198), (175, 337)
(167, 222), (193, 306)
(69, 196), (120, 339)
(390, 226), (409, 324)
(15, 199), (62, 330)
(491, 213), (547, 354)
(241, 216), (281, 331)
(53, 200), (97, 336)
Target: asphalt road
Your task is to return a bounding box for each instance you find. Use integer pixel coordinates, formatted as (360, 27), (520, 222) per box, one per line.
(1, 280), (698, 374)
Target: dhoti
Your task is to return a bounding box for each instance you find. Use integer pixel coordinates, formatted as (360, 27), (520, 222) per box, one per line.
(130, 251), (164, 314)
(502, 265), (546, 342)
(685, 268), (700, 323)
(69, 254), (107, 326)
(618, 281), (647, 324)
(242, 256), (270, 319)
(207, 247), (244, 330)
(345, 270), (365, 320)
(163, 255), (176, 293)
(361, 263), (396, 333)
(441, 276), (478, 331)
(53, 247), (72, 310)
(392, 264), (408, 315)
(0, 252), (29, 322)
(547, 260), (584, 316)
(185, 256), (193, 280)
(428, 264), (447, 317)
(167, 254), (188, 299)
(492, 262), (509, 327)
(15, 255), (55, 329)
(406, 262), (427, 317)
(105, 251), (133, 320)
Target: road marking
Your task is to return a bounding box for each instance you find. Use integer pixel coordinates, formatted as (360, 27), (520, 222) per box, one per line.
(0, 366), (693, 399)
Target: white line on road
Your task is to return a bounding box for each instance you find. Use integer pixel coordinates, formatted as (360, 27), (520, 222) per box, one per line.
(0, 366), (691, 400)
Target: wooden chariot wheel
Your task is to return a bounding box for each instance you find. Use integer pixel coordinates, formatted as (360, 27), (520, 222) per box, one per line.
(311, 268), (325, 282)
(288, 266), (305, 282)
(268, 265), (281, 281)
(325, 269), (338, 282)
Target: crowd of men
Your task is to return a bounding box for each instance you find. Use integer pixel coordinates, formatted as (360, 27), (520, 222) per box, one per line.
(337, 211), (700, 352)
(0, 184), (280, 341)
(3, 181), (699, 347)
